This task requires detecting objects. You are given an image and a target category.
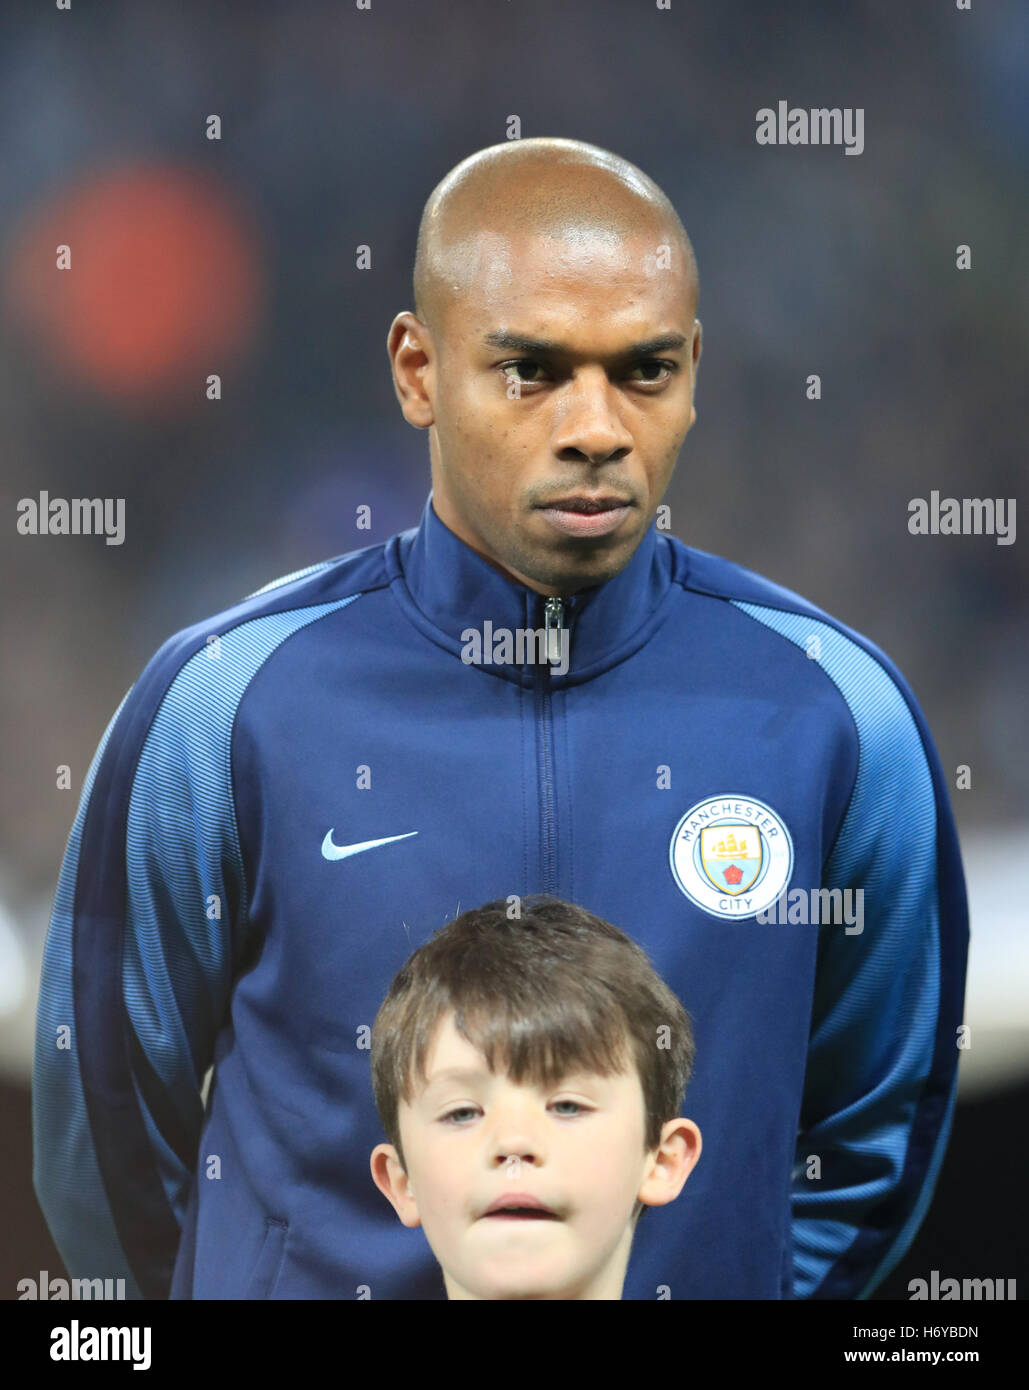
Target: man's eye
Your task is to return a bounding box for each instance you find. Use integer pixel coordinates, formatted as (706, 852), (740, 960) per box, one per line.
(498, 358), (675, 388)
(626, 359), (674, 383)
(499, 360), (548, 384)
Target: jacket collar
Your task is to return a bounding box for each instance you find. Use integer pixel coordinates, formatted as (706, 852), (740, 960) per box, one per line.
(384, 491), (678, 687)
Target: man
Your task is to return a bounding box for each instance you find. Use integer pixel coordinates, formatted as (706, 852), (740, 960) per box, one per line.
(33, 137), (968, 1300)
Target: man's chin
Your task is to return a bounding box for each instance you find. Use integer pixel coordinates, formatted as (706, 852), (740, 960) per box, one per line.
(525, 542), (635, 594)
(514, 519), (641, 582)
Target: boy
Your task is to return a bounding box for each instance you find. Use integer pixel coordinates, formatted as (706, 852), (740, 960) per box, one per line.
(369, 895), (702, 1300)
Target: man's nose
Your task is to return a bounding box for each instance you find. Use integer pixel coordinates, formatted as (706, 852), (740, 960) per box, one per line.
(551, 367), (634, 464)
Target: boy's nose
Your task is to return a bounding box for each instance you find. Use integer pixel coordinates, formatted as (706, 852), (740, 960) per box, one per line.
(489, 1120), (547, 1167)
(493, 1145), (541, 1167)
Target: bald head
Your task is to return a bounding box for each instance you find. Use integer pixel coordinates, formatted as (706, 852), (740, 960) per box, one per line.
(413, 138), (698, 334)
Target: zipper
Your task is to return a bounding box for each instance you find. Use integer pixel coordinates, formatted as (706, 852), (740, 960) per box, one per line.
(544, 596), (565, 667)
(535, 595), (567, 895)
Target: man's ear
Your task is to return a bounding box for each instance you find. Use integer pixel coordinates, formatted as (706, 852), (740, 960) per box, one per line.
(686, 319), (702, 428)
(369, 1143), (423, 1228)
(386, 311), (435, 429)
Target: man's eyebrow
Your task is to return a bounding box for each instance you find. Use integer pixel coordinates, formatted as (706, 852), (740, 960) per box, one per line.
(482, 331), (688, 359)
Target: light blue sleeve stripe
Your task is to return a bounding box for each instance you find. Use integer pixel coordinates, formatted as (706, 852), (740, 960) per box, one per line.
(731, 601), (943, 1299)
(855, 1071), (958, 1300)
(33, 595), (359, 1284)
(245, 556), (340, 599)
(121, 597), (362, 1222)
(32, 688), (143, 1294)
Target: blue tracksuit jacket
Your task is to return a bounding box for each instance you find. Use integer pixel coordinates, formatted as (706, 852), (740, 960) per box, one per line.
(32, 492), (969, 1299)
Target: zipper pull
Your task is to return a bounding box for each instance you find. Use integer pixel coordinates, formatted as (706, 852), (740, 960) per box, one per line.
(544, 596), (565, 667)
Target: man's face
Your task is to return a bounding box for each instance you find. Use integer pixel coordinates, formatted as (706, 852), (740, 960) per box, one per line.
(372, 1012), (661, 1300)
(390, 227), (701, 595)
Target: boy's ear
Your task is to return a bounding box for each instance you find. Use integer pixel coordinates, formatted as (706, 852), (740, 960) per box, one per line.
(636, 1118), (702, 1210)
(370, 1143), (423, 1228)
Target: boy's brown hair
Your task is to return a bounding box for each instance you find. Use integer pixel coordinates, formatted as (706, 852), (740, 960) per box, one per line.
(370, 895), (696, 1173)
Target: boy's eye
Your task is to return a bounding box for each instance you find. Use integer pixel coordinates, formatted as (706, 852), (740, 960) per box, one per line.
(439, 1099), (589, 1124)
(552, 1099), (584, 1116)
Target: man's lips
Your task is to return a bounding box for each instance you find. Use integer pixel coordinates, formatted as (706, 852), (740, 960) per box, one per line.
(481, 1192), (561, 1220)
(537, 494), (633, 513)
(536, 496), (634, 539)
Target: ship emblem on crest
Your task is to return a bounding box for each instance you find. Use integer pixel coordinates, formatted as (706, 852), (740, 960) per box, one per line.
(699, 825), (763, 895)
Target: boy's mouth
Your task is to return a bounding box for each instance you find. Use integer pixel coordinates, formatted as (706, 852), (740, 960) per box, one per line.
(481, 1193), (561, 1220)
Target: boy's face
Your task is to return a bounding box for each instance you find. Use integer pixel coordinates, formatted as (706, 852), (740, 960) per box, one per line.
(370, 1011), (701, 1300)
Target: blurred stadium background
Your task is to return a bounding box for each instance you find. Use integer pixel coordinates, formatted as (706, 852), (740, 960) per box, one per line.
(1, 0), (1025, 1299)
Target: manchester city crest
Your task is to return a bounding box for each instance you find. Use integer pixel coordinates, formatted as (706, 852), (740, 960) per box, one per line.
(670, 794), (794, 920)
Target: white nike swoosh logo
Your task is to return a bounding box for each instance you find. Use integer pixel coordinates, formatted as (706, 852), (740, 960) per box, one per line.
(321, 829), (419, 861)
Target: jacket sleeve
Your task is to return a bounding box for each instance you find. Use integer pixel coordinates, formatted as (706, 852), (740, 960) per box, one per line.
(32, 634), (247, 1299)
(790, 637), (970, 1299)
